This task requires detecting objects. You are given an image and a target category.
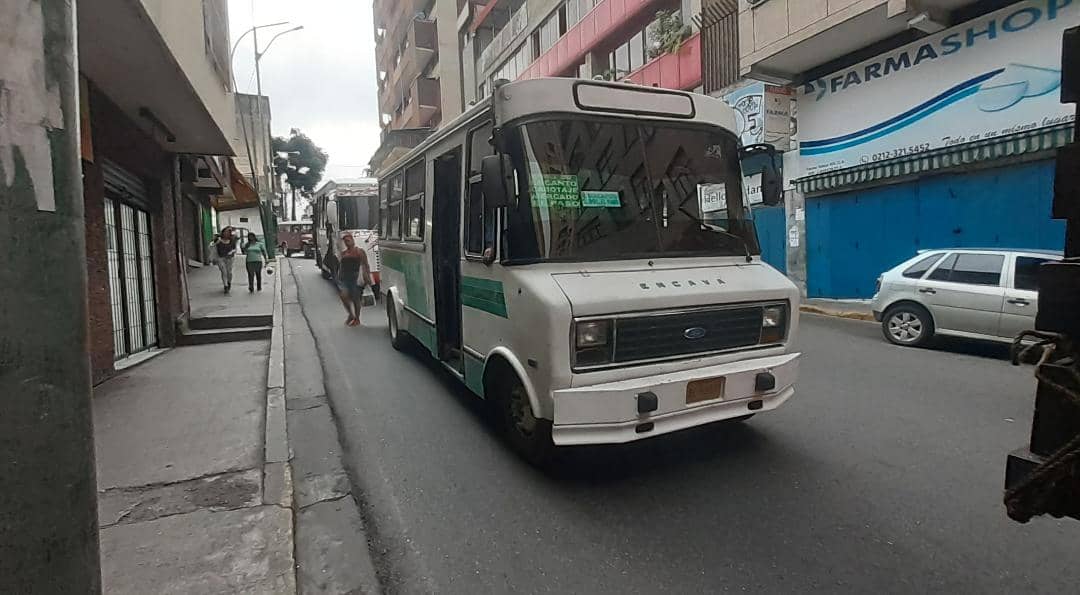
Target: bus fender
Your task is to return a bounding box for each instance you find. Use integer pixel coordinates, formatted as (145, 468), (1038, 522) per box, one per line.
(484, 346), (546, 421)
(385, 286), (405, 318)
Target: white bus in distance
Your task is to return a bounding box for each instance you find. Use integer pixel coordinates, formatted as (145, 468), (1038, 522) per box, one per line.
(377, 78), (800, 464)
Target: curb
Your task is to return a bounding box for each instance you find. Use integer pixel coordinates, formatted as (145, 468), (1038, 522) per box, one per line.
(799, 304), (876, 322)
(263, 257), (297, 593)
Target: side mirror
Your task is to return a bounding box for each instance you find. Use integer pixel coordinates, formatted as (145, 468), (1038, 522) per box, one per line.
(740, 143), (783, 207)
(760, 165), (782, 206)
(481, 154), (514, 209)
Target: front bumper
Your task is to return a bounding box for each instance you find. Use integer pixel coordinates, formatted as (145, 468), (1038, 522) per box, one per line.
(551, 352), (799, 446)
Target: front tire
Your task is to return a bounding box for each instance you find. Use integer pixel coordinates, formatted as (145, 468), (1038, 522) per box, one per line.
(493, 371), (554, 467)
(882, 303), (934, 347)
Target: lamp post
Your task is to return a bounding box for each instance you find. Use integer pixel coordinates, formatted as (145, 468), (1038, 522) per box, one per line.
(231, 20), (304, 256)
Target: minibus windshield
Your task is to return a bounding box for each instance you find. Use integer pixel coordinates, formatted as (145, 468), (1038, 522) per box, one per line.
(502, 117), (760, 263)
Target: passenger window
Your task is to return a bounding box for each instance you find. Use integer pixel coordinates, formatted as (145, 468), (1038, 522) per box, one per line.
(1014, 256), (1051, 291)
(926, 253), (957, 282)
(902, 254), (945, 279)
(949, 253), (1004, 286)
(388, 173), (404, 240)
(378, 179), (390, 236)
(404, 161), (426, 241)
(465, 122), (495, 257)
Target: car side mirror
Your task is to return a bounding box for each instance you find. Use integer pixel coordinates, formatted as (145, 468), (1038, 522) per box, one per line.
(481, 154), (514, 209)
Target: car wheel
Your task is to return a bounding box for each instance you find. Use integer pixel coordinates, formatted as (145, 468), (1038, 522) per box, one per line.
(882, 304), (934, 347)
(387, 297), (408, 351)
(494, 371), (555, 467)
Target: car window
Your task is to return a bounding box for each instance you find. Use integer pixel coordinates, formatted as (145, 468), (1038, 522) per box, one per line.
(926, 253), (957, 281)
(902, 253), (945, 279)
(949, 253), (1004, 286)
(1014, 256), (1051, 291)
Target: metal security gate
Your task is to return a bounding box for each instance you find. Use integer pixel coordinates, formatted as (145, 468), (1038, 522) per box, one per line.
(805, 160), (1064, 298)
(753, 205), (786, 274)
(103, 161), (158, 359)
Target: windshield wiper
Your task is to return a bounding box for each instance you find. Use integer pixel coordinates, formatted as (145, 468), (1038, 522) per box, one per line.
(678, 206), (753, 263)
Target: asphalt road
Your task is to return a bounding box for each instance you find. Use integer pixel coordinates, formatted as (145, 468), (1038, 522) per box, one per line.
(289, 258), (1079, 594)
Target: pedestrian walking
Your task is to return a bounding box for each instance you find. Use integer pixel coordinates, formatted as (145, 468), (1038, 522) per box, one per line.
(243, 233), (268, 292)
(214, 227), (238, 293)
(337, 233), (372, 326)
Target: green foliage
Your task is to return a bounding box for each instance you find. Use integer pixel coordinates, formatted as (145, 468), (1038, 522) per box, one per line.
(598, 68), (628, 82)
(271, 128), (329, 195)
(647, 10), (691, 60)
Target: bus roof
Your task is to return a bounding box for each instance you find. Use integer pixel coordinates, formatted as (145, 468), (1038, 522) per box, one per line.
(378, 78), (739, 177)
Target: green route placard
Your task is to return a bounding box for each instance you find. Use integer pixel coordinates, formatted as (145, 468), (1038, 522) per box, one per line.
(530, 174), (580, 208)
(581, 191), (621, 208)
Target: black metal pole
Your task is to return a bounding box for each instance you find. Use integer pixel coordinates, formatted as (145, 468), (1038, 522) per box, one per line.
(0, 0), (102, 591)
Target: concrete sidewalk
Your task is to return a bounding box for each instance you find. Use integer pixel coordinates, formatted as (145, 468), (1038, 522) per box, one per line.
(800, 298), (875, 321)
(94, 260), (296, 594)
(189, 258), (276, 320)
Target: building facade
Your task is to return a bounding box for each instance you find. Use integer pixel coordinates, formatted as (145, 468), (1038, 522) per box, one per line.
(77, 0), (235, 383)
(371, 0), (711, 173)
(371, 0), (465, 174)
(735, 0), (1075, 298)
(462, 0), (705, 104)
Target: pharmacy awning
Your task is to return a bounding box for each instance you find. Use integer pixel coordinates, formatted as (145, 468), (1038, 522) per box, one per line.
(794, 123), (1074, 195)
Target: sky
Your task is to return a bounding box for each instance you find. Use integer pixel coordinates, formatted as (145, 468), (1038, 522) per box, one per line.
(228, 0), (380, 183)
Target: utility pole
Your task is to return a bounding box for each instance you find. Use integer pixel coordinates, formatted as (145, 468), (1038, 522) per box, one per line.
(0, 0), (102, 592)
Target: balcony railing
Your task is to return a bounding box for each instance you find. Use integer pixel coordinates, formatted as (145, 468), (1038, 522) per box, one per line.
(622, 32), (701, 91)
(477, 3), (528, 74)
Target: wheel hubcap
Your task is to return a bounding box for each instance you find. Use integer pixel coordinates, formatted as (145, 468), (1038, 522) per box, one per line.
(508, 385), (537, 436)
(888, 312), (923, 342)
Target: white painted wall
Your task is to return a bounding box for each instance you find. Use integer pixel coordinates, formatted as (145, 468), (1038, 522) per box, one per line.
(216, 207), (264, 242)
(139, 0), (236, 147)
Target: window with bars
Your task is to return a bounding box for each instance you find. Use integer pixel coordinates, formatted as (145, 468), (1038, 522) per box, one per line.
(700, 0), (740, 94)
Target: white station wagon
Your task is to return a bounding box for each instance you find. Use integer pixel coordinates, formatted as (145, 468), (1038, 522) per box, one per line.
(871, 248), (1062, 347)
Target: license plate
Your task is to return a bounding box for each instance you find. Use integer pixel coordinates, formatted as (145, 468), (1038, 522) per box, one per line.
(686, 377), (725, 404)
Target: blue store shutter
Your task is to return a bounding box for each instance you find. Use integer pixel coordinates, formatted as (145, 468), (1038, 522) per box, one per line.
(753, 205), (787, 274)
(806, 160), (1064, 299)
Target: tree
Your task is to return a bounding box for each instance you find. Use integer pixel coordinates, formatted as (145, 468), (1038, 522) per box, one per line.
(272, 128), (329, 219)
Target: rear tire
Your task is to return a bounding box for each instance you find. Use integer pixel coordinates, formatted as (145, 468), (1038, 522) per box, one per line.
(387, 297), (408, 351)
(882, 303), (934, 347)
(492, 370), (554, 467)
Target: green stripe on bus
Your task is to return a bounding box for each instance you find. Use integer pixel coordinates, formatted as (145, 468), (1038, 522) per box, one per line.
(461, 276), (507, 318)
(381, 249), (430, 318)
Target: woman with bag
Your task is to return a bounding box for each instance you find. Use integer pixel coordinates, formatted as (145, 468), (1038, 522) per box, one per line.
(214, 227), (238, 293)
(243, 233), (269, 292)
(336, 233), (372, 326)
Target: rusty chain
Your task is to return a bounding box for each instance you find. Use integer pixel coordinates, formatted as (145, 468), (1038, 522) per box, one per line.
(1007, 330), (1080, 522)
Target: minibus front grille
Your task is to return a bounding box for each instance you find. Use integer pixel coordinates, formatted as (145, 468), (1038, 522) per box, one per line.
(612, 305), (764, 363)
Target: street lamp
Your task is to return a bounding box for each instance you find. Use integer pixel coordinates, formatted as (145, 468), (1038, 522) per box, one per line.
(230, 21), (304, 255)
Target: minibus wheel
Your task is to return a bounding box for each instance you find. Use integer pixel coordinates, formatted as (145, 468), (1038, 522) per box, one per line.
(493, 369), (554, 466)
(387, 298), (408, 351)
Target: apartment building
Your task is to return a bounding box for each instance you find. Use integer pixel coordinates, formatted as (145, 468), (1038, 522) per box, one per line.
(370, 0), (465, 174)
(733, 0), (1076, 298)
(77, 0), (236, 382)
(461, 0), (705, 105)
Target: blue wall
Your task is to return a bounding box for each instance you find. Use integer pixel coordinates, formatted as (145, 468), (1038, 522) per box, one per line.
(806, 160), (1065, 298)
(754, 205), (787, 274)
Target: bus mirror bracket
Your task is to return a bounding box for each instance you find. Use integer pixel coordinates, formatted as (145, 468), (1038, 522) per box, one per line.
(481, 154), (514, 209)
(740, 143), (783, 207)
